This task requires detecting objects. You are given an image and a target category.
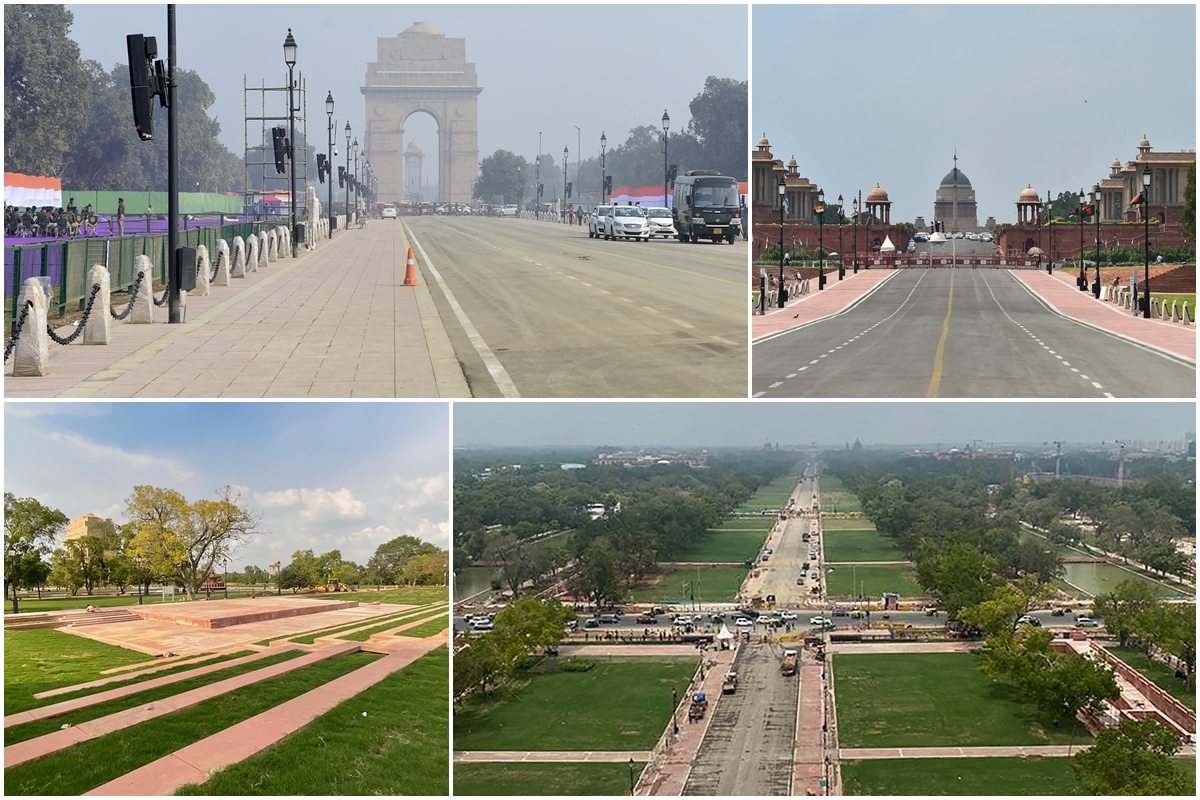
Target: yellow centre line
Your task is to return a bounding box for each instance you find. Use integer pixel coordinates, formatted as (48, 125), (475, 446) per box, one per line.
(926, 272), (954, 397)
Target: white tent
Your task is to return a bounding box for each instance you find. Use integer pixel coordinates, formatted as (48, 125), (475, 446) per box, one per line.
(880, 235), (896, 253)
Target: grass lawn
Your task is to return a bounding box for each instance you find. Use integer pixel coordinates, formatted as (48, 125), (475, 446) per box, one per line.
(821, 517), (874, 530)
(454, 657), (696, 752)
(4, 651), (381, 795)
(339, 609), (445, 643)
(1153, 292), (1196, 311)
(392, 614), (448, 639)
(833, 653), (1091, 748)
(819, 491), (862, 513)
(674, 529), (769, 563)
(823, 529), (907, 563)
(627, 566), (747, 603)
(454, 762), (644, 796)
(713, 517), (778, 531)
(7, 589), (262, 615)
(287, 603), (440, 645)
(1110, 646), (1196, 710)
(841, 757), (1081, 796)
(175, 648), (448, 796)
(5, 650), (303, 746)
(288, 586), (447, 605)
(825, 564), (923, 598)
(5, 628), (150, 715)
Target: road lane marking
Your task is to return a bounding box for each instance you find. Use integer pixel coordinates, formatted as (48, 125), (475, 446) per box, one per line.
(671, 319), (696, 329)
(926, 272), (954, 397)
(403, 223), (520, 398)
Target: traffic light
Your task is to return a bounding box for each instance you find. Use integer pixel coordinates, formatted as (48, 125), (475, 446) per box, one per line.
(566, 182), (572, 198)
(537, 183), (543, 197)
(315, 153), (327, 184)
(668, 164), (678, 183)
(271, 127), (288, 175)
(126, 34), (164, 140)
(604, 175), (613, 194)
(338, 166), (345, 189)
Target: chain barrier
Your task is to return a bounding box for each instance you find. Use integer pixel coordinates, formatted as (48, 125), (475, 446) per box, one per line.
(110, 270), (144, 320)
(46, 283), (102, 346)
(4, 300), (34, 362)
(153, 279), (169, 307)
(211, 252), (221, 281)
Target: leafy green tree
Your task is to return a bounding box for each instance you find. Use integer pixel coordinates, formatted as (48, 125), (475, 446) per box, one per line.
(1072, 719), (1190, 795)
(4, 493), (68, 610)
(3, 4), (91, 177)
(473, 149), (527, 205)
(570, 536), (626, 608)
(367, 535), (440, 585)
(960, 582), (1026, 638)
(916, 542), (998, 619)
(494, 596), (575, 654)
(687, 76), (747, 180)
(277, 563), (307, 594)
(1180, 160), (1195, 242)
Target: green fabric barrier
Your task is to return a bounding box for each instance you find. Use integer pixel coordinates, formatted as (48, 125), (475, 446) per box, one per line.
(59, 191), (242, 215)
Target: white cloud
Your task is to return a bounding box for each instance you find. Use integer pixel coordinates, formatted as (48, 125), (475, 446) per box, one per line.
(46, 431), (195, 480)
(6, 403), (109, 420)
(298, 487), (366, 520)
(255, 488), (300, 507)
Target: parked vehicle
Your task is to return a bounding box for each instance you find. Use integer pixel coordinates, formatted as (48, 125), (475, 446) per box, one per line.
(588, 205), (612, 238)
(1075, 616), (1099, 628)
(688, 691), (708, 721)
(381, 203), (397, 219)
(604, 206), (650, 241)
(734, 616), (754, 627)
(645, 206), (674, 238)
(1016, 614), (1042, 627)
(781, 649), (798, 676)
(672, 170), (741, 244)
(722, 671), (739, 694)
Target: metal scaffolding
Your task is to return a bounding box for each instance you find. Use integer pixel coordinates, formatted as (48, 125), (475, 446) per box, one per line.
(243, 74), (309, 224)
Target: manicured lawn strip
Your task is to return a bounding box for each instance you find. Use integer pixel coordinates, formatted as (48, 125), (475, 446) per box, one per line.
(1110, 646), (1196, 710)
(711, 517), (778, 531)
(841, 757), (1082, 796)
(6, 589), (265, 615)
(819, 491), (862, 513)
(3, 651), (381, 796)
(833, 653), (1091, 747)
(825, 564), (923, 597)
(174, 648), (448, 796)
(628, 566), (747, 603)
(294, 586), (447, 605)
(276, 604), (439, 646)
(340, 609), (446, 642)
(390, 614), (448, 639)
(5, 650), (304, 746)
(455, 657), (697, 751)
(5, 629), (150, 715)
(453, 761), (645, 796)
(674, 529), (769, 563)
(821, 518), (876, 531)
(823, 529), (908, 563)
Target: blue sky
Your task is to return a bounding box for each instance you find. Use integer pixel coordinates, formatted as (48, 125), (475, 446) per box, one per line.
(454, 401), (1196, 448)
(754, 4), (1196, 224)
(4, 402), (449, 570)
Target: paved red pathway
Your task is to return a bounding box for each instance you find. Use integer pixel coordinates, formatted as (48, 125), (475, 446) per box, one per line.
(1015, 270), (1195, 360)
(792, 651), (827, 796)
(83, 638), (444, 795)
(4, 643), (355, 767)
(37, 652), (227, 697)
(753, 270), (897, 340)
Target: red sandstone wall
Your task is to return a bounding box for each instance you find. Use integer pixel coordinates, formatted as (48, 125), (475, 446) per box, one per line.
(997, 221), (1188, 261)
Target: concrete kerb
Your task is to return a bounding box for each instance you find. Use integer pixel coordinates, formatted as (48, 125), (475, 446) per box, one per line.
(396, 222), (471, 397)
(752, 270), (902, 345)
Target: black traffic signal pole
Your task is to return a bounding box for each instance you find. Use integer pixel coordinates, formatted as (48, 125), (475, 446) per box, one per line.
(167, 4), (181, 323)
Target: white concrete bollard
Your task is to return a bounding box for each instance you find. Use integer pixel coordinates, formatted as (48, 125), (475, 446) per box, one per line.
(231, 236), (247, 278)
(1183, 302), (1192, 325)
(214, 239), (231, 285)
(267, 229), (278, 262)
(245, 234), (259, 273)
(130, 255), (155, 324)
(193, 244), (211, 297)
(12, 277), (50, 376)
(278, 226), (290, 256)
(257, 232), (269, 269)
(83, 264), (112, 344)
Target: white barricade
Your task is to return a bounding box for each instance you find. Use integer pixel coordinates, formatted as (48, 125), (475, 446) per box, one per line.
(131, 255), (155, 324)
(12, 277), (50, 376)
(83, 264), (112, 344)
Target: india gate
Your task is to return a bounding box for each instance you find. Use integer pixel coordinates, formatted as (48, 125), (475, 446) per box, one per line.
(361, 23), (481, 205)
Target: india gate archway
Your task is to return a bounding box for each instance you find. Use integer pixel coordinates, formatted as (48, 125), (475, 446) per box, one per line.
(361, 23), (481, 205)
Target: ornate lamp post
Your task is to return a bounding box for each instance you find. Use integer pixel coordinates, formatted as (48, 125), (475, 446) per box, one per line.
(223, 556), (229, 600)
(535, 155), (541, 221)
(600, 132), (607, 205)
(817, 188), (826, 290)
(344, 121), (351, 217)
(1077, 188), (1087, 290)
(1142, 165), (1152, 318)
(837, 194), (845, 280)
(1047, 192), (1054, 273)
(352, 138), (359, 222)
(563, 145), (569, 221)
(661, 110), (670, 210)
(283, 29), (299, 257)
(852, 195), (859, 273)
(325, 91), (334, 239)
(777, 176), (786, 308)
(1091, 183), (1101, 297)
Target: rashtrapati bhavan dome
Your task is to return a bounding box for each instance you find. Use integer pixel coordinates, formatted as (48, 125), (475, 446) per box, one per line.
(933, 156), (981, 233)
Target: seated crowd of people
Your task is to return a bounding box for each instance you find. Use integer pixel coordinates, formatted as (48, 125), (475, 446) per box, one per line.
(5, 198), (98, 238)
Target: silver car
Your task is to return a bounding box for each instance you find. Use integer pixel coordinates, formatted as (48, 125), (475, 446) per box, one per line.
(645, 207), (674, 238)
(604, 206), (650, 241)
(588, 205), (611, 238)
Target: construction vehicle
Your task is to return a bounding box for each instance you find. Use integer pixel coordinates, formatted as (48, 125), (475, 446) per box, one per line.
(781, 649), (798, 676)
(722, 670), (739, 695)
(688, 691), (709, 721)
(321, 580), (351, 593)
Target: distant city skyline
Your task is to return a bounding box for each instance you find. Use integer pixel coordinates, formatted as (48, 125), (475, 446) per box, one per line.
(753, 5), (1196, 225)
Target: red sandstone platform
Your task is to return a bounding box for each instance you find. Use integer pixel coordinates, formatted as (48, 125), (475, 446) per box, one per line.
(129, 597), (357, 629)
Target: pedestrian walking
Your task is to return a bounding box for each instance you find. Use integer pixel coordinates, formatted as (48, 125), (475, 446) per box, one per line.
(117, 197), (125, 236)
(145, 202), (153, 234)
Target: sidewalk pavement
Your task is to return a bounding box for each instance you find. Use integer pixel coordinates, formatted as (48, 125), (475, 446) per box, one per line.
(752, 270), (897, 340)
(5, 223), (469, 397)
(1015, 270), (1195, 361)
(83, 638), (444, 796)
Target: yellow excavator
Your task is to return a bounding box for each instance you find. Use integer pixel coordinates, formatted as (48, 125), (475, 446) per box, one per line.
(320, 580), (351, 593)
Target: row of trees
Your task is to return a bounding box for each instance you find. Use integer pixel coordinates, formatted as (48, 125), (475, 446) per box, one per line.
(1093, 579), (1195, 684)
(472, 76), (747, 204)
(453, 596), (575, 700)
(277, 536), (447, 592)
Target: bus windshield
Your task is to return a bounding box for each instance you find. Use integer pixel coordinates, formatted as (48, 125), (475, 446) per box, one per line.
(691, 181), (739, 208)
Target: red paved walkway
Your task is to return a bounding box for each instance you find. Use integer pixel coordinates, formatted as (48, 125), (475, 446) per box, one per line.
(1015, 270), (1195, 360)
(793, 651), (827, 796)
(753, 270), (897, 340)
(4, 642), (355, 767)
(83, 638), (444, 795)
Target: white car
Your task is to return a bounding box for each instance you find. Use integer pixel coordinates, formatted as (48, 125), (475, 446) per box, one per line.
(588, 205), (611, 238)
(604, 206), (650, 241)
(381, 203), (397, 219)
(809, 616), (831, 626)
(734, 617), (754, 627)
(470, 618), (494, 631)
(645, 207), (673, 238)
(502, 204), (519, 217)
(779, 611), (797, 620)
(672, 615), (693, 625)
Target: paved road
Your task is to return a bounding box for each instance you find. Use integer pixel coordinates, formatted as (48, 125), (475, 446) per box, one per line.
(758, 474), (818, 607)
(683, 643), (797, 796)
(404, 216), (746, 397)
(753, 268), (1195, 398)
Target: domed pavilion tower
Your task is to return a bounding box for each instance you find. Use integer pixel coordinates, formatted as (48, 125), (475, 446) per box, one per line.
(933, 154), (978, 233)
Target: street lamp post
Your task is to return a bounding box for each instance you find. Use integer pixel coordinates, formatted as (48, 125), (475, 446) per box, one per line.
(1077, 188), (1087, 290)
(563, 145), (569, 221)
(1046, 193), (1054, 273)
(661, 110), (670, 210)
(325, 92), (334, 239)
(1142, 166), (1151, 318)
(1091, 183), (1101, 297)
(6, 546), (17, 614)
(817, 188), (826, 290)
(629, 757), (636, 796)
(837, 194), (845, 280)
(852, 195), (859, 273)
(283, 29), (299, 257)
(671, 686), (679, 734)
(344, 122), (351, 218)
(777, 176), (786, 308)
(600, 132), (607, 205)
(535, 155), (540, 221)
(136, 555), (143, 604)
(353, 138), (359, 223)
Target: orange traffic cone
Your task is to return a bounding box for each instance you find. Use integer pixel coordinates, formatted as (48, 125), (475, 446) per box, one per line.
(403, 247), (418, 286)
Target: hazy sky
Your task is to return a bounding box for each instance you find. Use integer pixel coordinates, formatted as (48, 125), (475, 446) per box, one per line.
(754, 4), (1196, 224)
(454, 401), (1197, 447)
(4, 403), (448, 570)
(65, 3), (747, 176)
